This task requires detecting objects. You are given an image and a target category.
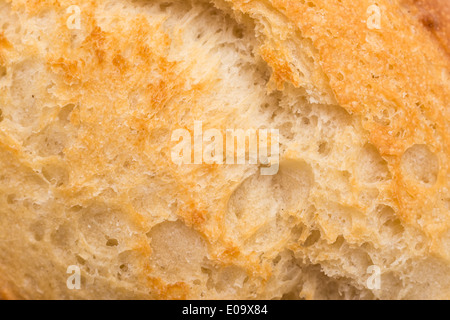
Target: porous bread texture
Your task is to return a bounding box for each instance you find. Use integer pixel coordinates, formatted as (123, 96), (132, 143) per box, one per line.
(0, 0), (449, 300)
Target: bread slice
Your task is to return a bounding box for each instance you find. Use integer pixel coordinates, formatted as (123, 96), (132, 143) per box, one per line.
(0, 0), (448, 300)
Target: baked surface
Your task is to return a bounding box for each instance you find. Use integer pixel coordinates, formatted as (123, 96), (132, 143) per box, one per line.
(402, 0), (450, 53)
(0, 0), (448, 299)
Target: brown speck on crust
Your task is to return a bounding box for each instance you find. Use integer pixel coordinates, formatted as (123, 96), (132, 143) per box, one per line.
(422, 15), (437, 30)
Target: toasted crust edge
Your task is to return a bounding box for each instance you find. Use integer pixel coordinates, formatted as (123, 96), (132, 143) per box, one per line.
(402, 0), (450, 54)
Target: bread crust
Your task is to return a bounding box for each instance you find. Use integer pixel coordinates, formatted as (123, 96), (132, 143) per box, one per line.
(0, 0), (448, 300)
(402, 0), (450, 54)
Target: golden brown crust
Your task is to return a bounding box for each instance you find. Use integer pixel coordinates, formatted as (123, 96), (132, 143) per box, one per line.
(401, 0), (450, 54)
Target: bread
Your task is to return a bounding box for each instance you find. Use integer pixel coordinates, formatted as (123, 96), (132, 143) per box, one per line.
(0, 0), (448, 300)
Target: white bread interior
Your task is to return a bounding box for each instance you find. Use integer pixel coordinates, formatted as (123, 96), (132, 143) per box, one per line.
(0, 0), (448, 299)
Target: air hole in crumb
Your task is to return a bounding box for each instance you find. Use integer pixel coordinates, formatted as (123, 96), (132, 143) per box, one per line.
(76, 255), (86, 265)
(378, 205), (404, 237)
(30, 221), (46, 241)
(304, 230), (321, 247)
(6, 194), (16, 204)
(58, 104), (75, 122)
(318, 141), (331, 155)
(106, 238), (119, 247)
(233, 26), (244, 39)
(119, 264), (128, 272)
(357, 144), (391, 183)
(201, 267), (211, 275)
(382, 218), (404, 236)
(273, 255), (282, 265)
(148, 221), (207, 281)
(123, 161), (131, 168)
(401, 144), (439, 185)
(70, 205), (83, 212)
